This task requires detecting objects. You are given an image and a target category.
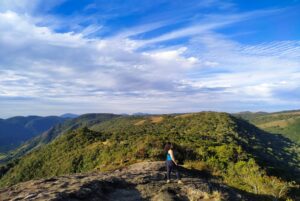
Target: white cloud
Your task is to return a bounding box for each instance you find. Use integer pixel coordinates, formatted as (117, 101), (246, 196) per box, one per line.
(0, 0), (66, 14)
(0, 3), (299, 117)
(0, 0), (39, 13)
(0, 11), (199, 103)
(184, 32), (300, 105)
(132, 9), (281, 46)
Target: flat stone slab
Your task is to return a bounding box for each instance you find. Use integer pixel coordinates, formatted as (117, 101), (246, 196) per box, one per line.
(0, 161), (253, 201)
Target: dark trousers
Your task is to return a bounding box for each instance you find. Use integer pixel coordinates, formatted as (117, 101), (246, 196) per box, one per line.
(166, 160), (180, 180)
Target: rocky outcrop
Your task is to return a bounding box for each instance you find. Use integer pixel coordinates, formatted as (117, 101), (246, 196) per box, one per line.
(0, 161), (260, 201)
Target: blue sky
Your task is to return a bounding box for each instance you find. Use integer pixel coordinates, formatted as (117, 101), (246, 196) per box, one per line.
(0, 0), (299, 117)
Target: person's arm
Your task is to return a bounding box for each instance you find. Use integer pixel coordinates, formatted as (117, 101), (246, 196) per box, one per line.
(169, 150), (178, 165)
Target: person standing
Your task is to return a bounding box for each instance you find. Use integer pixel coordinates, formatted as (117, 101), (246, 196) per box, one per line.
(164, 142), (183, 184)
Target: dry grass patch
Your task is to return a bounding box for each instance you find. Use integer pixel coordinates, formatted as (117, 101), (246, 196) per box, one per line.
(86, 141), (108, 150)
(175, 113), (195, 118)
(184, 188), (223, 201)
(102, 140), (111, 146)
(258, 120), (289, 128)
(257, 117), (298, 129)
(183, 161), (210, 172)
(150, 116), (164, 123)
(269, 111), (300, 117)
(134, 120), (146, 126)
(129, 116), (164, 125)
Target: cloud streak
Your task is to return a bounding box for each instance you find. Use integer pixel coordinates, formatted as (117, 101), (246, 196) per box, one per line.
(0, 1), (299, 117)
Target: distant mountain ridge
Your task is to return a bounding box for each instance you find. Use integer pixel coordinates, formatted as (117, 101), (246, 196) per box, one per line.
(0, 116), (66, 153)
(60, 113), (79, 118)
(0, 113), (121, 164)
(0, 112), (299, 200)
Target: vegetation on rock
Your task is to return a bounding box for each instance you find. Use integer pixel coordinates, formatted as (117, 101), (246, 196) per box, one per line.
(0, 112), (299, 200)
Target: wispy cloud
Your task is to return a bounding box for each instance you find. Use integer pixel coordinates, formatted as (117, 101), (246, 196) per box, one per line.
(121, 9), (282, 49)
(0, 0), (299, 117)
(0, 0), (66, 14)
(185, 33), (300, 103)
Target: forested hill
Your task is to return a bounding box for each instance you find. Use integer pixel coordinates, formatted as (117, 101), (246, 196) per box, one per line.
(234, 110), (300, 144)
(0, 112), (299, 200)
(0, 116), (66, 153)
(0, 113), (121, 164)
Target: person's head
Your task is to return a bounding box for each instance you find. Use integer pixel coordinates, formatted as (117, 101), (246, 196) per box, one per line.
(164, 142), (173, 152)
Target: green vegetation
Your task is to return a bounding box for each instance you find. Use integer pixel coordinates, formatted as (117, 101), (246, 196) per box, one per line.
(0, 116), (65, 153)
(0, 112), (299, 200)
(0, 113), (120, 164)
(235, 110), (300, 144)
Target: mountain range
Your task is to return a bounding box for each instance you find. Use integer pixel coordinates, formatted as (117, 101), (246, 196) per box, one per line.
(0, 111), (299, 200)
(0, 116), (67, 153)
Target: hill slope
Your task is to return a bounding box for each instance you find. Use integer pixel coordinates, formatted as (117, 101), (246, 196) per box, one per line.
(0, 112), (299, 199)
(235, 110), (300, 144)
(0, 113), (120, 164)
(0, 116), (65, 153)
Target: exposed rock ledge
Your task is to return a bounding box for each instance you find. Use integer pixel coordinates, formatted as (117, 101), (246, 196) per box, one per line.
(0, 161), (256, 201)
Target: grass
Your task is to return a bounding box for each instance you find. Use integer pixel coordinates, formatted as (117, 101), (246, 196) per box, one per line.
(257, 119), (293, 128)
(134, 120), (146, 125)
(150, 116), (164, 123)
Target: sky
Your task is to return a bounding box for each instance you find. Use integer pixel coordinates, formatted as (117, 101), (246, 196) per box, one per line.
(0, 0), (300, 118)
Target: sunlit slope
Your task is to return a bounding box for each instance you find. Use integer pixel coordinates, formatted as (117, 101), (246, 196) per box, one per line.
(0, 112), (299, 199)
(0, 113), (120, 164)
(235, 110), (300, 144)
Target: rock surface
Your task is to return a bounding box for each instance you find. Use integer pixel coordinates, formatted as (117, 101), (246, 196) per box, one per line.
(0, 161), (257, 201)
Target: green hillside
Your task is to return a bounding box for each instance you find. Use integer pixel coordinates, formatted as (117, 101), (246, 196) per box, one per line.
(0, 112), (299, 200)
(235, 110), (300, 144)
(0, 116), (65, 153)
(0, 113), (120, 164)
